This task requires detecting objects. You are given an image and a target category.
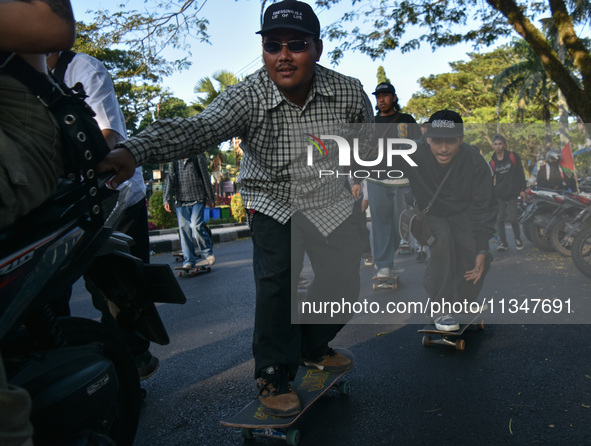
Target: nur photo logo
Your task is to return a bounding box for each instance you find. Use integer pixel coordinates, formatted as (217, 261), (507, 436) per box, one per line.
(303, 131), (418, 179)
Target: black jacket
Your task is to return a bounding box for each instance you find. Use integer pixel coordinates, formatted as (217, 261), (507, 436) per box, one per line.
(490, 150), (527, 200)
(398, 140), (498, 252)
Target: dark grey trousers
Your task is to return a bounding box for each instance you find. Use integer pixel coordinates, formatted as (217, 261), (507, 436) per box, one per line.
(424, 213), (491, 315)
(496, 198), (521, 244)
(251, 211), (361, 379)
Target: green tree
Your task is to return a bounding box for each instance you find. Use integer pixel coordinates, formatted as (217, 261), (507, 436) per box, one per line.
(320, 0), (591, 126)
(148, 191), (177, 229)
(84, 1), (206, 77)
(73, 22), (172, 133)
(407, 47), (520, 123)
(406, 46), (557, 171)
(192, 70), (241, 113)
(376, 66), (390, 84)
(494, 38), (559, 145)
(137, 96), (193, 133)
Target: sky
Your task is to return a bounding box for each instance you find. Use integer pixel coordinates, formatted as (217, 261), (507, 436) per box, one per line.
(72, 0), (503, 111)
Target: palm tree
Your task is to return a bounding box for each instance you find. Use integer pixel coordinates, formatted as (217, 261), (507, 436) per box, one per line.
(494, 38), (557, 132)
(191, 70), (240, 113)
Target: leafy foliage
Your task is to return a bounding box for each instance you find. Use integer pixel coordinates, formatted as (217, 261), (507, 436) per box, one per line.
(230, 193), (246, 223)
(148, 191), (177, 229)
(73, 22), (184, 134)
(407, 46), (530, 123)
(192, 70), (241, 113)
(319, 0), (591, 124)
(403, 44), (588, 174)
(84, 1), (208, 78)
(376, 66), (390, 84)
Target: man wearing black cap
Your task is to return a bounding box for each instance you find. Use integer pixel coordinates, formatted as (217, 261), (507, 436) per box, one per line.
(368, 82), (420, 278)
(401, 110), (497, 331)
(97, 0), (374, 417)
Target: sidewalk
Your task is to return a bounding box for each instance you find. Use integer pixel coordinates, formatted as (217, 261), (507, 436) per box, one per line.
(148, 223), (250, 254)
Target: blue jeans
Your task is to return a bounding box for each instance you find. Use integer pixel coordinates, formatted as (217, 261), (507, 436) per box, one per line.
(367, 182), (409, 270)
(176, 203), (213, 265)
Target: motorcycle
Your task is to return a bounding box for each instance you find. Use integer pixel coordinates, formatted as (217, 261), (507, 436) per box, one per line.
(519, 188), (561, 252)
(565, 196), (591, 278)
(547, 191), (591, 256)
(0, 176), (186, 445)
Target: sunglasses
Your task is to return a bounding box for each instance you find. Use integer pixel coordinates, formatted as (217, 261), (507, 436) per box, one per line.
(262, 40), (311, 54)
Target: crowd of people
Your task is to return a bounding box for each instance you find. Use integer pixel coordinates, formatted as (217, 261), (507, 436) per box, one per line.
(1, 0), (582, 443)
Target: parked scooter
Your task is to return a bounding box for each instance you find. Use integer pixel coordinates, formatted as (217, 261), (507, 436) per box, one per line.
(564, 195), (591, 278)
(547, 192), (591, 256)
(0, 177), (186, 445)
(519, 188), (561, 252)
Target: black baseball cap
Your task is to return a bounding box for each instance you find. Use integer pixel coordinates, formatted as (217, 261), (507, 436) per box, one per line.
(257, 0), (320, 39)
(372, 82), (396, 95)
(424, 109), (464, 138)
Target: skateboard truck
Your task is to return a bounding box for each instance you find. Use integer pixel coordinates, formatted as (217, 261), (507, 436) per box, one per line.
(371, 275), (400, 290)
(418, 308), (488, 351)
(174, 259), (211, 277)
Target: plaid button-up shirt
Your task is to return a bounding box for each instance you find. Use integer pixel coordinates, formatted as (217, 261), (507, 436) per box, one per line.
(123, 65), (374, 236)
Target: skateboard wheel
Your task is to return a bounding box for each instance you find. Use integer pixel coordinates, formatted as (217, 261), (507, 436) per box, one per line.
(422, 335), (432, 347)
(478, 320), (485, 330)
(337, 381), (350, 395)
(241, 428), (253, 440)
(286, 428), (300, 446)
(392, 283), (398, 290)
(372, 283), (378, 290)
(455, 339), (466, 351)
(177, 272), (182, 277)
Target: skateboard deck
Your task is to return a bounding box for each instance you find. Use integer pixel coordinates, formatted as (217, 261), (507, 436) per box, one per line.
(174, 259), (211, 277)
(220, 348), (353, 445)
(418, 305), (488, 350)
(397, 245), (414, 255)
(371, 275), (400, 290)
(173, 252), (201, 262)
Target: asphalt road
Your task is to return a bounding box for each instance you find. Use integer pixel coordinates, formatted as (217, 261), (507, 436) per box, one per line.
(70, 231), (591, 446)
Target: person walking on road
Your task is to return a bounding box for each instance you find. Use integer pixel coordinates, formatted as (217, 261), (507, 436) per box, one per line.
(164, 154), (216, 268)
(46, 49), (160, 380)
(489, 134), (527, 252)
(98, 0), (374, 418)
(368, 82), (421, 278)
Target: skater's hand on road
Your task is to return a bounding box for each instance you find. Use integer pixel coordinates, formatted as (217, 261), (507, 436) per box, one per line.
(464, 253), (486, 284)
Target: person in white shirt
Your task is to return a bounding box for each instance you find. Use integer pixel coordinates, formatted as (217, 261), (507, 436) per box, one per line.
(47, 50), (158, 380)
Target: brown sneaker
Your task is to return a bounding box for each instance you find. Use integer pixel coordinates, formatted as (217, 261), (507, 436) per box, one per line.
(257, 366), (301, 417)
(302, 348), (353, 372)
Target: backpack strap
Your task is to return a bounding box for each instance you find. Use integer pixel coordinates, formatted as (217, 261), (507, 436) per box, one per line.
(509, 151), (517, 167)
(1, 53), (111, 225)
(53, 50), (77, 82)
